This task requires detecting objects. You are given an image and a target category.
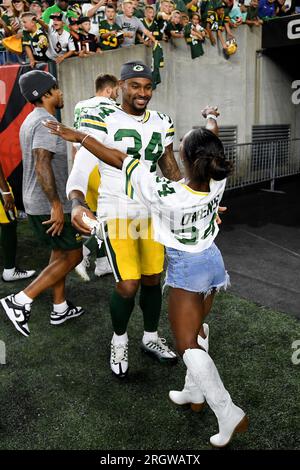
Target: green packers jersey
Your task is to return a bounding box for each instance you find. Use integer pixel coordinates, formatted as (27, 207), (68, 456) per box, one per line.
(22, 27), (49, 60)
(207, 11), (229, 31)
(73, 104), (175, 219)
(99, 20), (122, 50)
(184, 23), (204, 59)
(141, 19), (160, 37)
(122, 157), (226, 252)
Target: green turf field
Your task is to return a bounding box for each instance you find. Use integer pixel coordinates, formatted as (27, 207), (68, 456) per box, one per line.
(0, 220), (299, 450)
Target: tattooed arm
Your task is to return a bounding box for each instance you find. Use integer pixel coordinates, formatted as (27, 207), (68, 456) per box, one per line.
(33, 148), (64, 236)
(158, 143), (182, 181)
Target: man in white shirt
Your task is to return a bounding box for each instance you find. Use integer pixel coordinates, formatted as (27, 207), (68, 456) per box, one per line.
(46, 12), (76, 64)
(82, 0), (107, 37)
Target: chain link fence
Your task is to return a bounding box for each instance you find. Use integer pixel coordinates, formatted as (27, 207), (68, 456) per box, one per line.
(224, 138), (300, 191)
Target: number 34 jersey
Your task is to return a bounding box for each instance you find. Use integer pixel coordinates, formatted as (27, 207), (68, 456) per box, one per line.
(77, 104), (175, 219)
(122, 157), (227, 253)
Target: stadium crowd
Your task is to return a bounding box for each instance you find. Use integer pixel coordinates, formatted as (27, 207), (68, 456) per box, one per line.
(0, 0), (299, 67)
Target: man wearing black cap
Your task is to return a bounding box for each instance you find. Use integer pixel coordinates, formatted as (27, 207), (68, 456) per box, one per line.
(0, 70), (84, 338)
(45, 11), (76, 64)
(67, 61), (181, 378)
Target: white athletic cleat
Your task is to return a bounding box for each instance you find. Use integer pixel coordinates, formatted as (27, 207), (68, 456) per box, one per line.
(0, 294), (31, 337)
(75, 255), (90, 281)
(2, 268), (36, 282)
(183, 348), (248, 448)
(50, 300), (84, 325)
(94, 257), (112, 277)
(110, 338), (129, 378)
(141, 337), (178, 364)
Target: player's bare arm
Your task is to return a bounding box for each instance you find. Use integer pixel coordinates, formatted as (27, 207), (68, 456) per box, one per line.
(202, 105), (220, 136)
(33, 148), (64, 236)
(68, 189), (96, 235)
(43, 120), (126, 168)
(158, 143), (182, 181)
(0, 162), (15, 212)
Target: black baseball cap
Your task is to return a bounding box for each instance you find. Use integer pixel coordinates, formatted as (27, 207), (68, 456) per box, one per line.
(49, 12), (63, 20)
(120, 61), (152, 81)
(19, 70), (57, 102)
(78, 16), (90, 24)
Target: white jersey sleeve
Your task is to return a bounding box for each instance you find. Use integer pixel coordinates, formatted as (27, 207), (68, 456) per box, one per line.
(161, 113), (175, 147)
(66, 147), (99, 198)
(122, 157), (156, 208)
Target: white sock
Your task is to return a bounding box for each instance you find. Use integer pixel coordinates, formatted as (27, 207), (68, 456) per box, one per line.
(3, 267), (15, 276)
(82, 245), (91, 257)
(53, 300), (68, 313)
(143, 331), (158, 343)
(113, 332), (128, 344)
(14, 291), (33, 305)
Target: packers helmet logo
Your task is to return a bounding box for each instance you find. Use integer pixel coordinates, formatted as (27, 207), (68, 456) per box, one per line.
(133, 65), (144, 72)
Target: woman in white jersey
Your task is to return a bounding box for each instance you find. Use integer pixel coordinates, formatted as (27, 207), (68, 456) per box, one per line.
(43, 115), (248, 448)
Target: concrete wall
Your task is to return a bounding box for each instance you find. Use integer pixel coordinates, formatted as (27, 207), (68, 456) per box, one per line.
(59, 26), (299, 150)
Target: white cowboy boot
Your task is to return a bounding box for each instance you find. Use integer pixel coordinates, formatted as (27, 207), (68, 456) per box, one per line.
(197, 323), (209, 352)
(183, 348), (248, 448)
(169, 370), (205, 412)
(169, 324), (209, 412)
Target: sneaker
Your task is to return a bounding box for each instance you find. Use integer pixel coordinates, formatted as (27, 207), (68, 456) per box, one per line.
(50, 300), (84, 325)
(94, 257), (112, 277)
(110, 339), (129, 378)
(141, 337), (178, 364)
(0, 294), (31, 337)
(2, 268), (36, 282)
(75, 255), (90, 281)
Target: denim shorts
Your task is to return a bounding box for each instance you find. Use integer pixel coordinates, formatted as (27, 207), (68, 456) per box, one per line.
(164, 243), (230, 296)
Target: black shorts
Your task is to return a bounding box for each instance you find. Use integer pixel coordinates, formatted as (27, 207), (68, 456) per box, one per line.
(28, 214), (82, 251)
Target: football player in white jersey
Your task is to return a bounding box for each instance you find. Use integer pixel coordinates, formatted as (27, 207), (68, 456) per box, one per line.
(66, 61), (181, 378)
(72, 74), (119, 281)
(44, 106), (248, 448)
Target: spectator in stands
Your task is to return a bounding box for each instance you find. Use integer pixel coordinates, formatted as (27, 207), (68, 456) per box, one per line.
(184, 0), (199, 18)
(116, 0), (156, 47)
(99, 3), (124, 50)
(275, 0), (291, 15)
(184, 12), (206, 59)
(181, 12), (190, 26)
(258, 0), (276, 19)
(227, 0), (244, 25)
(137, 5), (160, 44)
(42, 0), (77, 28)
(78, 16), (102, 54)
(244, 0), (263, 25)
(68, 16), (83, 52)
(206, 2), (230, 50)
(165, 9), (184, 38)
(30, 1), (43, 19)
(132, 0), (145, 18)
(172, 0), (188, 14)
(1, 0), (29, 34)
(81, 0), (107, 38)
(45, 11), (76, 63)
(21, 11), (49, 67)
(156, 0), (172, 40)
(41, 0), (50, 12)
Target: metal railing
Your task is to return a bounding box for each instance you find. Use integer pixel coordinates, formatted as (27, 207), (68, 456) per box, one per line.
(224, 138), (300, 191)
